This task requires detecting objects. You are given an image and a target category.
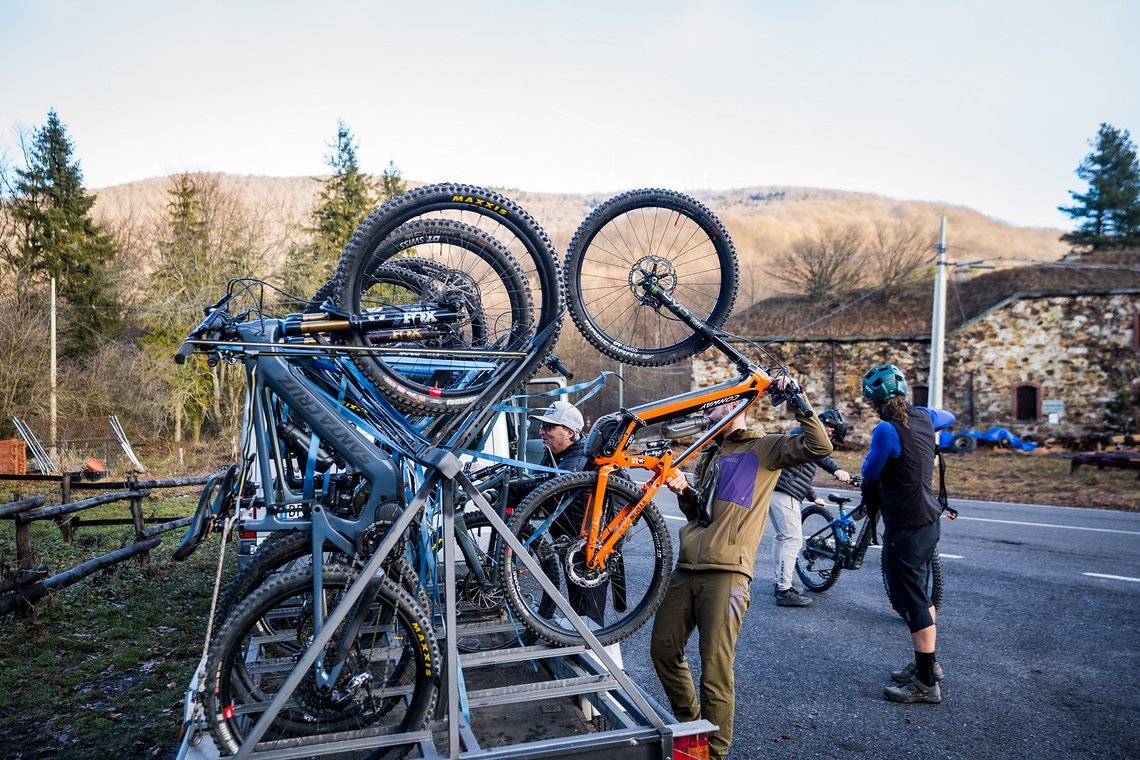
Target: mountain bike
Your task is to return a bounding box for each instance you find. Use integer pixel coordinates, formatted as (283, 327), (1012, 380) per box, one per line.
(795, 487), (944, 611)
(309, 183), (565, 416)
(498, 189), (817, 647)
(172, 203), (565, 755)
(176, 287), (576, 757)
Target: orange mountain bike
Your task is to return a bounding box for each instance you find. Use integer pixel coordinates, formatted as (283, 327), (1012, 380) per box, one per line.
(498, 189), (814, 646)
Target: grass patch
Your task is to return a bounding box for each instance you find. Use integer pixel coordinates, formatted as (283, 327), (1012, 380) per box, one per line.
(0, 510), (234, 759)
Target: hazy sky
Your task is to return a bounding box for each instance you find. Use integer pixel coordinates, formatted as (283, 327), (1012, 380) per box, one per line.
(2, 0), (1137, 229)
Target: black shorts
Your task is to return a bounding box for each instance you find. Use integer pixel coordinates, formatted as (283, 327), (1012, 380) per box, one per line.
(882, 519), (940, 616)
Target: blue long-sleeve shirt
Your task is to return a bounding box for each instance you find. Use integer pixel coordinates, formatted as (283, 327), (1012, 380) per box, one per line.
(862, 407), (956, 482)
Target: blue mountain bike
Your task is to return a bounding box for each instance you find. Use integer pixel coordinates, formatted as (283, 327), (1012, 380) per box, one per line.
(795, 486), (944, 612)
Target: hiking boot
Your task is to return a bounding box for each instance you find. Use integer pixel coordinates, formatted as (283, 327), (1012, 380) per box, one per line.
(890, 660), (944, 684)
(884, 676), (941, 704)
(774, 586), (812, 607)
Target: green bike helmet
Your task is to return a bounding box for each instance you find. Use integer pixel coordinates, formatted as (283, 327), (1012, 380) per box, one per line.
(862, 363), (908, 402)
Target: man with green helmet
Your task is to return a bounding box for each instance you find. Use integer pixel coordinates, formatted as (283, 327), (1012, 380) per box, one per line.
(860, 363), (955, 704)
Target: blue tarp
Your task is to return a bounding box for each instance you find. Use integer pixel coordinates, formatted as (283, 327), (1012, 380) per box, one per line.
(939, 426), (1038, 452)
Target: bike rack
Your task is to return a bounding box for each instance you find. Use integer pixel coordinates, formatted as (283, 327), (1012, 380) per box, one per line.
(175, 273), (737, 759)
(177, 463), (706, 759)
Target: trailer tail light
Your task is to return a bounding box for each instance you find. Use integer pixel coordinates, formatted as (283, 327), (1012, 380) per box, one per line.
(673, 732), (709, 760)
(240, 531), (257, 539)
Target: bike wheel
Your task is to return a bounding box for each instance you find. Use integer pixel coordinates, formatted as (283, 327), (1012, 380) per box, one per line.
(332, 218), (534, 415)
(499, 471), (672, 647)
(449, 512), (531, 652)
(565, 189), (738, 366)
(205, 567), (438, 760)
(881, 544), (944, 613)
(795, 504), (843, 592)
(331, 184), (563, 414)
(214, 531), (427, 634)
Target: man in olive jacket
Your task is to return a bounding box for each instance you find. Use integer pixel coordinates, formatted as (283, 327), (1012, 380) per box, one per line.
(652, 389), (833, 760)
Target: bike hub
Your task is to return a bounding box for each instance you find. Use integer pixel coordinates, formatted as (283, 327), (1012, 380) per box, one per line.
(629, 255), (677, 304)
(564, 537), (613, 588)
(462, 571), (506, 613)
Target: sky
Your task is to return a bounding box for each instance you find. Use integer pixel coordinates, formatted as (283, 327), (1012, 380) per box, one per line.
(1, 0), (1138, 230)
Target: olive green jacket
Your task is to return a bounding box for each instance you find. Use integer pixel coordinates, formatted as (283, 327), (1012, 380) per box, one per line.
(676, 406), (832, 579)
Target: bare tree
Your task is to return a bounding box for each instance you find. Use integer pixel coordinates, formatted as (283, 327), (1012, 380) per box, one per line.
(869, 218), (935, 298)
(771, 223), (867, 299)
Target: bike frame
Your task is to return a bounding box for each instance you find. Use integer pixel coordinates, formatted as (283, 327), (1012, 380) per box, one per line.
(576, 283), (778, 571)
(802, 493), (877, 572)
(185, 288), (565, 678)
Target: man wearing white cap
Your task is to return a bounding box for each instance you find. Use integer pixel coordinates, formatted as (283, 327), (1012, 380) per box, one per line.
(529, 400), (588, 471)
(509, 400), (606, 625)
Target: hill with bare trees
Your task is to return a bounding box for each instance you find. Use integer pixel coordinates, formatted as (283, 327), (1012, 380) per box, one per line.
(92, 174), (1068, 311)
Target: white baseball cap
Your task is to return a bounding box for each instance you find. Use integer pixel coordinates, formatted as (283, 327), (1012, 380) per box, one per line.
(530, 400), (584, 434)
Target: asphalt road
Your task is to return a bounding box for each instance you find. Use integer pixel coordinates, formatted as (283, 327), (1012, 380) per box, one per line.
(616, 487), (1140, 760)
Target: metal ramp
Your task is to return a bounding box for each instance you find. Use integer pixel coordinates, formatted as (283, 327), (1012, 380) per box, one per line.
(178, 619), (710, 760)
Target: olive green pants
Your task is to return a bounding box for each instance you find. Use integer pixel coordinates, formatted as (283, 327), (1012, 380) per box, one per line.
(650, 569), (751, 760)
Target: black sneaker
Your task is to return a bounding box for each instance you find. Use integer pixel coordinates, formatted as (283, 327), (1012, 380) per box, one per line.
(774, 586), (812, 607)
(884, 676), (941, 704)
(890, 660), (944, 684)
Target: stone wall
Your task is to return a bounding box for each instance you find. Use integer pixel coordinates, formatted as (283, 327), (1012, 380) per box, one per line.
(693, 291), (1139, 447)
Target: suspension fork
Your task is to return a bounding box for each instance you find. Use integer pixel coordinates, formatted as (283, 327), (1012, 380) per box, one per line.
(582, 457), (672, 571)
(452, 509), (489, 585)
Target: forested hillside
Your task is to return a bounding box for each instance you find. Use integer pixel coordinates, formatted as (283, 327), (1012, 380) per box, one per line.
(93, 174), (1068, 310)
(4, 146), (1070, 460)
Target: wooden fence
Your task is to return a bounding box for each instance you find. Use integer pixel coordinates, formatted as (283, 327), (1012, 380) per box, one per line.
(0, 472), (220, 614)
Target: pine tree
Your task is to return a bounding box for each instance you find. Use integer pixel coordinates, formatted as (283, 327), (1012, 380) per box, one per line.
(1059, 123), (1140, 251)
(143, 173), (265, 442)
(6, 110), (121, 353)
(379, 159), (408, 203)
(283, 120), (380, 301)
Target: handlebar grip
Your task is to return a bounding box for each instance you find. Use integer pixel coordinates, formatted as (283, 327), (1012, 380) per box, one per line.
(545, 354), (574, 381)
(767, 377), (813, 417)
(173, 340), (196, 365)
(788, 393), (813, 417)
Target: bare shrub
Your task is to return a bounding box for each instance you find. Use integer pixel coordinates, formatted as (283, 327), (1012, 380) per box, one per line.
(870, 218), (936, 298)
(771, 223), (867, 299)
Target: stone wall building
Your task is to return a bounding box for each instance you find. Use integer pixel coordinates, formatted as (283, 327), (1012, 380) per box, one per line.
(695, 254), (1140, 448)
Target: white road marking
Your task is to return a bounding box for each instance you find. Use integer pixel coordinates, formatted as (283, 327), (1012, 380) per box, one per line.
(663, 515), (686, 522)
(956, 516), (1140, 536)
(1083, 572), (1140, 583)
(939, 553), (964, 559)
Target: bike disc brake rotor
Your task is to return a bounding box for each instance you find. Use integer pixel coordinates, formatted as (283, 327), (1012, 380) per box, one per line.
(627, 255), (677, 304)
(461, 570), (506, 613)
(564, 537), (613, 589)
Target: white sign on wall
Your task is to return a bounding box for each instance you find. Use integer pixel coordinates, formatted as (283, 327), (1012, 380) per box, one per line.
(1042, 399), (1065, 416)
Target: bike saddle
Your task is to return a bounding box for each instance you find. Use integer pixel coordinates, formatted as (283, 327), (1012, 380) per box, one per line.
(173, 464), (237, 561)
(174, 473), (222, 561)
(827, 493), (852, 506)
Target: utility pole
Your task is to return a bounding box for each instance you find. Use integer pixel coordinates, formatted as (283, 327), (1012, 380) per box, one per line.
(928, 217), (948, 409)
(50, 276), (58, 467)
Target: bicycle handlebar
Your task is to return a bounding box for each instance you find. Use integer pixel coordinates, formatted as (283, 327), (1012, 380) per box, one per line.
(174, 292), (236, 364)
(766, 375), (813, 417)
(545, 354), (574, 381)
